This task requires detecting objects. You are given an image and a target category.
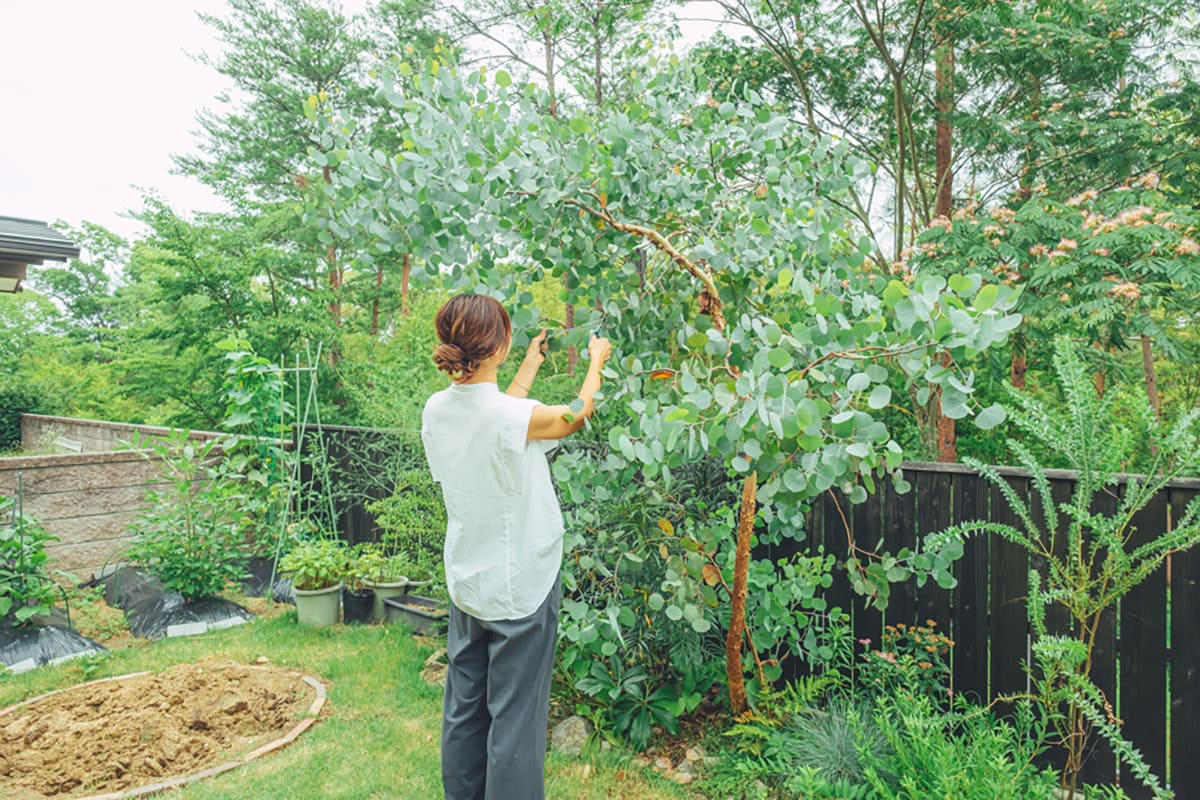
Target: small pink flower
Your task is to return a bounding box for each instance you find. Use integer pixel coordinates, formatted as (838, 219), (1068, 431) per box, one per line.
(1176, 238), (1199, 256)
(1066, 189), (1098, 207)
(858, 638), (872, 646)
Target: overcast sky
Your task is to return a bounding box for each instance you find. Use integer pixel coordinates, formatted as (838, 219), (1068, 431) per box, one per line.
(0, 1), (726, 245)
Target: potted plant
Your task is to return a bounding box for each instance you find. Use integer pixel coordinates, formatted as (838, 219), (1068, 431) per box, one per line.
(383, 593), (448, 635)
(279, 537), (344, 628)
(357, 544), (409, 622)
(366, 471), (445, 618)
(382, 549), (447, 634)
(401, 556), (436, 591)
(341, 546), (376, 625)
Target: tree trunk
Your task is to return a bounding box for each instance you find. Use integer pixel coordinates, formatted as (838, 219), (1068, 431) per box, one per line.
(593, 3), (603, 107)
(565, 279), (577, 375)
(893, 75), (905, 260)
(369, 264), (384, 337)
(401, 253), (411, 317)
(934, 32), (954, 218)
(1142, 335), (1161, 419)
(932, 12), (956, 461)
(540, 22), (575, 374)
(322, 164), (342, 365)
(1019, 76), (1042, 199)
(936, 352), (957, 462)
(1010, 341), (1027, 390)
(726, 470), (758, 714)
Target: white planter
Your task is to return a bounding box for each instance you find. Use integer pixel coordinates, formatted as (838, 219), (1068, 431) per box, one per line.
(294, 584), (342, 628)
(364, 579), (408, 622)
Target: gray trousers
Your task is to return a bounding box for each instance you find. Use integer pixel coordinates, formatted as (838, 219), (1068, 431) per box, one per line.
(442, 577), (560, 800)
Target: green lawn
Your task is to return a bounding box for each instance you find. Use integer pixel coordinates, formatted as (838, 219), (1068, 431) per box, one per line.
(0, 613), (698, 800)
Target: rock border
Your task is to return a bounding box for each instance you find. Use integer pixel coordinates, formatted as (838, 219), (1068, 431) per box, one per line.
(0, 664), (327, 800)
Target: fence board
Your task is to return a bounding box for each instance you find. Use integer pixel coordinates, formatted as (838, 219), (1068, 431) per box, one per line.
(851, 487), (884, 657)
(990, 474), (1030, 703)
(1119, 483), (1169, 800)
(818, 495), (853, 638)
(914, 468), (952, 637)
(1081, 483), (1120, 788)
(883, 475), (917, 629)
(951, 471), (988, 704)
(1170, 488), (1200, 800)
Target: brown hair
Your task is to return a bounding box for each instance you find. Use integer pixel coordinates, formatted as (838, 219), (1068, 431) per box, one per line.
(433, 294), (512, 381)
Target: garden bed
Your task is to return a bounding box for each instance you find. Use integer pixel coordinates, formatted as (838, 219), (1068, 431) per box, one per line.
(0, 661), (322, 799)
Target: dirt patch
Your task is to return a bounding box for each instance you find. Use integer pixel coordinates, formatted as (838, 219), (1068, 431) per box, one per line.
(229, 594), (290, 621)
(65, 586), (138, 651)
(0, 662), (317, 799)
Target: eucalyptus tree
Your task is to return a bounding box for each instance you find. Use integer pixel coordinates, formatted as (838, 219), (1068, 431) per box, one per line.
(316, 57), (1020, 711)
(445, 0), (673, 369)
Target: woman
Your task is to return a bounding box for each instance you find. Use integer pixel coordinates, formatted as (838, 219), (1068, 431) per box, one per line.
(420, 293), (612, 800)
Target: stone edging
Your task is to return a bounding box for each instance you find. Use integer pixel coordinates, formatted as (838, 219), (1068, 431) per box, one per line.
(0, 665), (327, 799)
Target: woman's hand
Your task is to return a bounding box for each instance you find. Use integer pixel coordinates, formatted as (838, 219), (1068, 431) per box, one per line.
(587, 334), (612, 369)
(526, 329), (549, 366)
(527, 333), (613, 440)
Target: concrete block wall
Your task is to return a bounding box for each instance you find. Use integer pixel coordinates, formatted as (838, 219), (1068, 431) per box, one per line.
(0, 450), (163, 580)
(1, 415), (229, 581)
(19, 413), (223, 455)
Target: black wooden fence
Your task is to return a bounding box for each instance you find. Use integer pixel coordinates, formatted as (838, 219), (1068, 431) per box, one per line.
(791, 461), (1199, 800)
(295, 424), (426, 547)
(302, 425), (1197, 798)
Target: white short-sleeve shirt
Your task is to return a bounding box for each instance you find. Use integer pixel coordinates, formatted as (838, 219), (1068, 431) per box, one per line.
(421, 381), (563, 621)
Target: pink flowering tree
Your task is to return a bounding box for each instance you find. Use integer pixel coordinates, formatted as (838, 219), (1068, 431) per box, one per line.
(906, 174), (1200, 417)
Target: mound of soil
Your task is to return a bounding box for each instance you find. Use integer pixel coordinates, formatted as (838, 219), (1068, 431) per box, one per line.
(0, 662), (318, 799)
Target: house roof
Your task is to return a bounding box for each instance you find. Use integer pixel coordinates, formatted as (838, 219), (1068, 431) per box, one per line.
(0, 216), (81, 264)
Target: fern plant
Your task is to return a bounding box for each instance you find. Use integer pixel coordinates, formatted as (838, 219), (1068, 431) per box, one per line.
(925, 337), (1200, 798)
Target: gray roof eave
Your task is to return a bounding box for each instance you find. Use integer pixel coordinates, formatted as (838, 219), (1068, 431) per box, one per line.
(0, 217), (82, 263)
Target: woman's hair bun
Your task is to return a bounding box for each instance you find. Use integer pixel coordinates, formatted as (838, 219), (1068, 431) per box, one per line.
(433, 342), (470, 376)
(432, 294), (513, 381)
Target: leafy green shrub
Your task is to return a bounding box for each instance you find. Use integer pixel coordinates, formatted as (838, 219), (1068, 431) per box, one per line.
(0, 387), (48, 452)
(552, 441), (850, 750)
(854, 621), (953, 708)
(708, 676), (1054, 800)
(125, 432), (248, 601)
(354, 542), (410, 584)
(853, 694), (1056, 800)
(215, 335), (294, 557)
(924, 337), (1200, 797)
(0, 496), (61, 624)
(366, 469), (445, 582)
(575, 661), (681, 750)
(279, 537), (345, 591)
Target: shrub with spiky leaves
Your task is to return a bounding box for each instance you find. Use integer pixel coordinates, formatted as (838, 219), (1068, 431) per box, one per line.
(924, 337), (1200, 797)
